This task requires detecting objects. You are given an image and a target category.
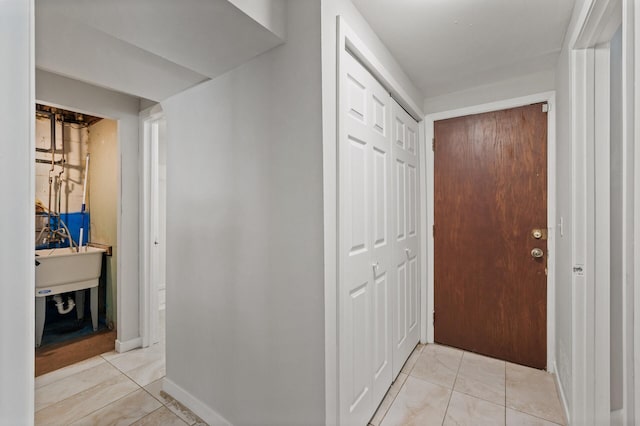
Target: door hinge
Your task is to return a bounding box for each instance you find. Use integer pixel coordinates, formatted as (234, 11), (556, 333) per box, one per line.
(432, 225), (435, 238)
(542, 103), (549, 113)
(433, 311), (436, 325)
(432, 138), (435, 151)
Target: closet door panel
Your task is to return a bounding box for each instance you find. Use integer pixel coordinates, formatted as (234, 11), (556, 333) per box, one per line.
(339, 52), (393, 426)
(391, 101), (421, 378)
(366, 56), (393, 410)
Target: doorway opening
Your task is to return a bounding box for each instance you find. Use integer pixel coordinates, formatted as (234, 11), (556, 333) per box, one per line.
(34, 103), (119, 376)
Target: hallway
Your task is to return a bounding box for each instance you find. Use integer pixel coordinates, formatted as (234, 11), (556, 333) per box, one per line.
(34, 341), (565, 426)
(371, 345), (565, 426)
(3, 0), (640, 423)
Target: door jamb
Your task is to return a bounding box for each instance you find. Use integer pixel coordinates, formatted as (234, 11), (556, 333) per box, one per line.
(422, 92), (557, 373)
(570, 0), (622, 423)
(139, 104), (164, 348)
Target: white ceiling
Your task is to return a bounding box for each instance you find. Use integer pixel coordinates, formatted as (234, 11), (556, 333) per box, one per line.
(36, 0), (285, 102)
(351, 0), (576, 98)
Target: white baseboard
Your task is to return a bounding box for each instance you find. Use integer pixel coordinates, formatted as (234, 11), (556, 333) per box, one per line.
(611, 408), (624, 425)
(552, 361), (570, 425)
(162, 378), (232, 426)
(115, 337), (142, 353)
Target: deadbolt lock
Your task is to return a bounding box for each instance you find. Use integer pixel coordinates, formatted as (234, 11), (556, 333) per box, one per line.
(531, 228), (547, 240)
(531, 248), (544, 258)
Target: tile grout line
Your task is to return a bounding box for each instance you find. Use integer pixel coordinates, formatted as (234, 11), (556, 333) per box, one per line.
(377, 373), (407, 425)
(451, 387), (505, 408)
(37, 352), (150, 424)
(503, 364), (564, 425)
(505, 361), (566, 426)
(61, 381), (141, 425)
(142, 379), (201, 426)
(441, 349), (464, 426)
(377, 343), (421, 426)
(35, 323), (168, 425)
(134, 406), (166, 425)
(510, 407), (563, 426)
(36, 364), (137, 413)
(101, 348), (164, 377)
(35, 356), (107, 390)
(142, 384), (169, 407)
(35, 362), (112, 413)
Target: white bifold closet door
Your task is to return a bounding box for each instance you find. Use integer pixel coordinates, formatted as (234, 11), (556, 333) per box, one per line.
(338, 50), (420, 425)
(391, 101), (421, 378)
(339, 52), (393, 425)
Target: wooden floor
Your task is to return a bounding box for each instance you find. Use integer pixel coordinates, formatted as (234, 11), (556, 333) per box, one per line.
(35, 330), (117, 376)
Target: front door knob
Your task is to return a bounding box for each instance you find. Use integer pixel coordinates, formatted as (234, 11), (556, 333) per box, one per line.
(531, 248), (544, 258)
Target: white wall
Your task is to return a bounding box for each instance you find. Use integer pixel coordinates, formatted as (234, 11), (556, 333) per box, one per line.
(610, 25), (624, 412)
(161, 2), (325, 424)
(36, 69), (141, 346)
(553, 6), (580, 418)
(0, 0), (34, 423)
(158, 120), (167, 310)
(89, 118), (119, 326)
(422, 69), (555, 114)
(228, 0), (286, 39)
(322, 0), (423, 110)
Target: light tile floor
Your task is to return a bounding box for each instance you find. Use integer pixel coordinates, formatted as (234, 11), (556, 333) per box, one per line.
(370, 344), (567, 426)
(36, 329), (565, 426)
(34, 311), (207, 426)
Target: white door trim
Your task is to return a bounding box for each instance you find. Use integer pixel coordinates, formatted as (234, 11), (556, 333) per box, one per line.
(326, 16), (425, 425)
(139, 104), (164, 348)
(570, 0), (622, 423)
(634, 1), (640, 421)
(423, 91), (557, 373)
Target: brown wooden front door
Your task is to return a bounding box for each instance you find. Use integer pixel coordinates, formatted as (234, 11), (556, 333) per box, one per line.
(434, 103), (548, 369)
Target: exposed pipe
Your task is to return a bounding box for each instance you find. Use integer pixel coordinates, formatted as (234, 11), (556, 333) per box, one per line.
(59, 218), (76, 249)
(46, 114), (56, 236)
(52, 294), (75, 315)
(35, 202), (77, 249)
(36, 158), (64, 165)
(35, 110), (59, 152)
(78, 153), (89, 252)
(56, 116), (65, 216)
(36, 148), (64, 154)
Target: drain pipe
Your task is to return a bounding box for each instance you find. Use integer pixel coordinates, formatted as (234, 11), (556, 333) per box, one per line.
(52, 294), (75, 315)
(47, 114), (56, 243)
(56, 116), (65, 217)
(78, 153), (89, 252)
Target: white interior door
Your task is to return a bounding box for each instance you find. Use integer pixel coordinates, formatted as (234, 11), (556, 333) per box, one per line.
(339, 51), (393, 425)
(391, 101), (421, 377)
(140, 107), (166, 349)
(149, 120), (161, 344)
